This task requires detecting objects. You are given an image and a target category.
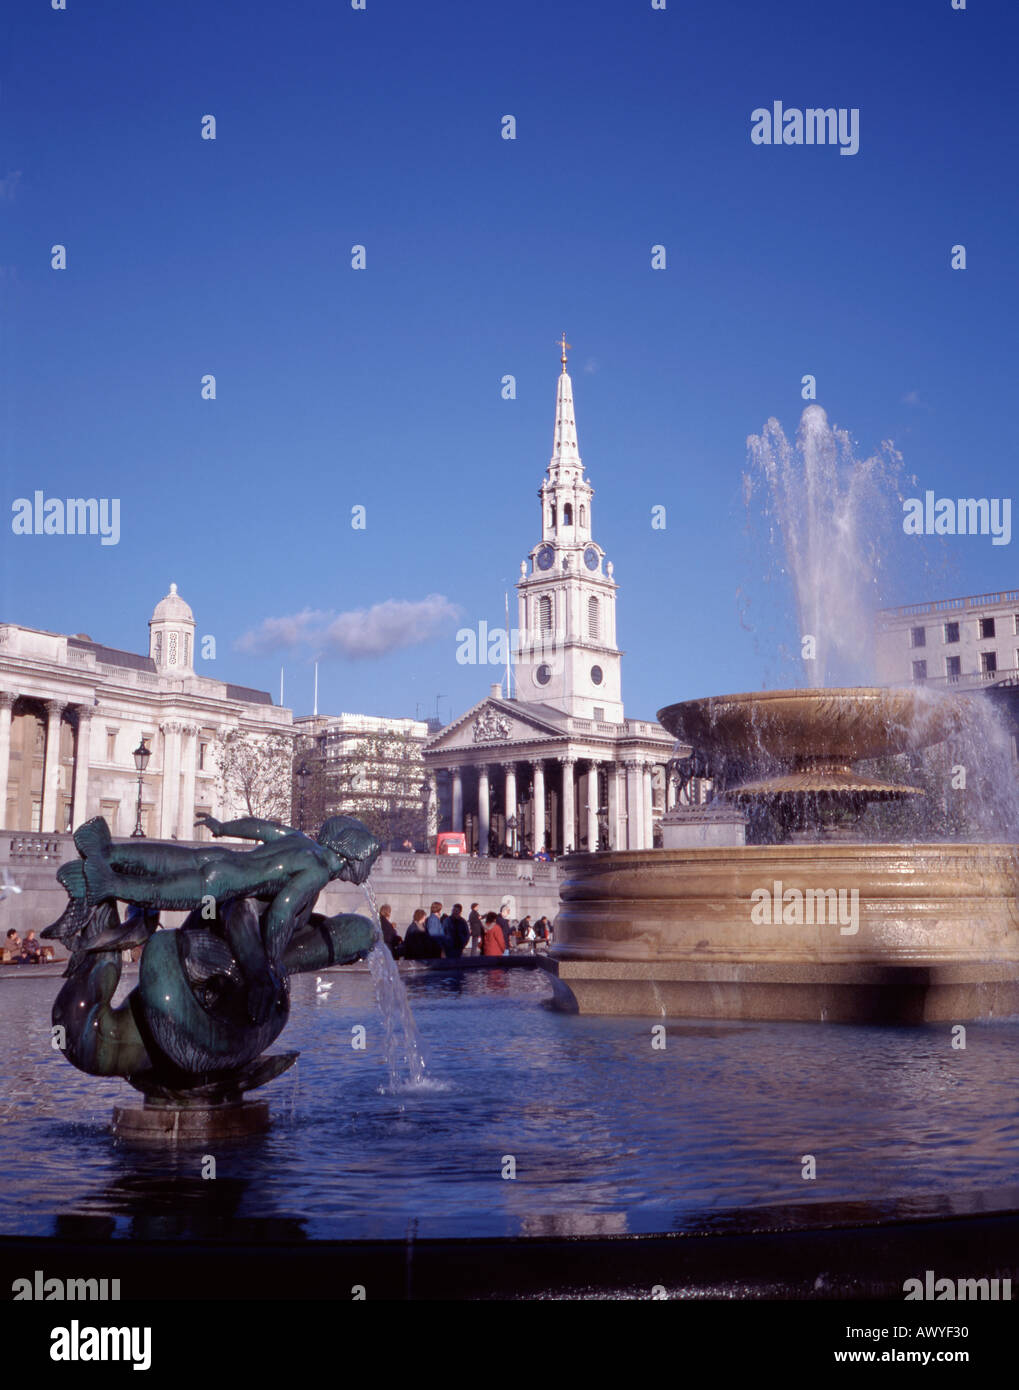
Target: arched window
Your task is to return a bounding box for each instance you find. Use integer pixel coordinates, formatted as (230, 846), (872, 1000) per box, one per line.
(538, 595), (553, 634)
(579, 504), (587, 528)
(153, 631), (163, 663)
(563, 503), (573, 525)
(588, 596), (600, 639)
(549, 504), (557, 529)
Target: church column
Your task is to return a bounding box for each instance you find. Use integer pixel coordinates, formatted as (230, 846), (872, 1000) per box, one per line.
(40, 700), (65, 832)
(560, 755), (576, 853)
(532, 759), (546, 854)
(605, 760), (619, 849)
(503, 762), (517, 850)
(586, 760), (601, 852)
(178, 724), (199, 840)
(0, 693), (14, 831)
(625, 760), (643, 850)
(643, 763), (655, 849)
(72, 707), (92, 830)
(425, 771), (438, 843)
(451, 767), (464, 832)
(159, 721), (182, 838)
(477, 764), (490, 856)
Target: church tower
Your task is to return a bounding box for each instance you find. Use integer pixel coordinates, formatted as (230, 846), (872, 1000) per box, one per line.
(513, 337), (624, 721)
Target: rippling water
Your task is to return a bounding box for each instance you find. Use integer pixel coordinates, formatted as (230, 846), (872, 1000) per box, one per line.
(2, 969), (1018, 1240)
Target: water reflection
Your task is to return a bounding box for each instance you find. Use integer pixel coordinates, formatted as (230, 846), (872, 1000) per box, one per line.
(2, 971), (1018, 1241)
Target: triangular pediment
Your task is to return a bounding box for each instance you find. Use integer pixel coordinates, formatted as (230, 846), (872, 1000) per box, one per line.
(425, 697), (567, 755)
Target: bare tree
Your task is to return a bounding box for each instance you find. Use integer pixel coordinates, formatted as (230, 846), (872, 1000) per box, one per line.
(215, 729), (294, 823)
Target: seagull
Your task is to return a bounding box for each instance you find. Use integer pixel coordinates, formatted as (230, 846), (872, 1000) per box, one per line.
(315, 975), (333, 995)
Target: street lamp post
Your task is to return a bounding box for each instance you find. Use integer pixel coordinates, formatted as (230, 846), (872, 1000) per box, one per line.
(131, 737), (151, 837)
(296, 762), (309, 832)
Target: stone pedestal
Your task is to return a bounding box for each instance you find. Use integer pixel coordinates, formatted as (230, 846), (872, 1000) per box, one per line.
(112, 1100), (271, 1142)
(660, 804), (746, 848)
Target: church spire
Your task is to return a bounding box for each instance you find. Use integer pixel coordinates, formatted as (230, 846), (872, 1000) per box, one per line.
(550, 334), (581, 470)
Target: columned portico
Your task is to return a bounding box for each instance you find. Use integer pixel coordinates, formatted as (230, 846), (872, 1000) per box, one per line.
(560, 755), (576, 853)
(585, 760), (600, 853)
(503, 762), (517, 849)
(0, 693), (14, 831)
(477, 764), (490, 856)
(40, 700), (65, 832)
(532, 760), (546, 853)
(452, 767), (464, 831)
(72, 707), (91, 828)
(177, 723), (198, 839)
(160, 721), (182, 839)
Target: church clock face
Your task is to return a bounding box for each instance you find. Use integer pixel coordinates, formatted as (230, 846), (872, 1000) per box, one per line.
(536, 544), (555, 571)
(591, 665), (604, 685)
(584, 546), (599, 571)
(536, 663), (552, 686)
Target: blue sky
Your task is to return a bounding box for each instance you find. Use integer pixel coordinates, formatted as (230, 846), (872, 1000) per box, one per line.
(2, 0), (1017, 723)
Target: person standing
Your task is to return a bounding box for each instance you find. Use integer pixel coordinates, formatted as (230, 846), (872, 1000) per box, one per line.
(467, 903), (484, 956)
(403, 909), (441, 960)
(445, 903), (470, 960)
(481, 912), (506, 957)
(425, 901), (446, 956)
(378, 904), (403, 959)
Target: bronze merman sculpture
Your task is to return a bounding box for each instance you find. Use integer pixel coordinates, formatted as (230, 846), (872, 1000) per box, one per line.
(43, 813), (381, 1105)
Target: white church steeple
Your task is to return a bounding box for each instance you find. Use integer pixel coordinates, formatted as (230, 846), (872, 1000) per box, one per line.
(513, 339), (623, 721)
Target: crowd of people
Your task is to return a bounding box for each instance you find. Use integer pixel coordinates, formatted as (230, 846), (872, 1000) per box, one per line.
(3, 929), (52, 964)
(377, 902), (554, 961)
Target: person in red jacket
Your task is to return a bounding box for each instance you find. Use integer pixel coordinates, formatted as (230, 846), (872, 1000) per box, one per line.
(481, 911), (506, 957)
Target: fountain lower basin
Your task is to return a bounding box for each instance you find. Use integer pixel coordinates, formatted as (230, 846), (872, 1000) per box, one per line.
(551, 687), (1019, 1022)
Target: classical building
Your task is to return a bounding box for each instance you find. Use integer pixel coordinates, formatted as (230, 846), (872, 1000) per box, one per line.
(876, 587), (1019, 690)
(424, 341), (677, 854)
(0, 584), (292, 836)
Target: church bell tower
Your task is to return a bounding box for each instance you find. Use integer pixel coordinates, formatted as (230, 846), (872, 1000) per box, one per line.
(513, 337), (624, 721)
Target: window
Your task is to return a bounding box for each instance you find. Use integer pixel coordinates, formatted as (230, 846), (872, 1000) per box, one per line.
(105, 728), (118, 762)
(588, 596), (600, 639)
(946, 656), (961, 680)
(183, 633), (191, 666)
(912, 660), (927, 682)
(538, 595), (553, 634)
(593, 707), (605, 722)
(579, 504), (586, 527)
(153, 631), (163, 663)
(199, 741), (208, 770)
(910, 627), (926, 649)
(563, 503), (573, 525)
(1014, 614), (1019, 636)
(981, 651), (997, 674)
(168, 631), (178, 664)
(944, 621), (960, 644)
(980, 617), (996, 639)
(550, 504), (556, 528)
(100, 800), (120, 834)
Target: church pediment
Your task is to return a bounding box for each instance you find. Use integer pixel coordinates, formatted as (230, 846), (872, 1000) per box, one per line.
(425, 697), (566, 755)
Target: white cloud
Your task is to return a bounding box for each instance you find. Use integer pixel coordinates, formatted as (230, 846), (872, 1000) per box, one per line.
(236, 594), (461, 659)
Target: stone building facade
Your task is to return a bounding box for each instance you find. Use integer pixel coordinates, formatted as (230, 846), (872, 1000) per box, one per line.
(0, 584), (292, 836)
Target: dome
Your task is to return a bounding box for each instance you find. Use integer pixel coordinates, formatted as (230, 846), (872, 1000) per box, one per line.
(151, 582), (194, 624)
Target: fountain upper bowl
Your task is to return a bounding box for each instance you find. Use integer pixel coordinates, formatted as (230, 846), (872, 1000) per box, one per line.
(657, 687), (971, 764)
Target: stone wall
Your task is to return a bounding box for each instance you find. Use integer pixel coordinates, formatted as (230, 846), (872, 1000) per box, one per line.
(0, 833), (561, 956)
